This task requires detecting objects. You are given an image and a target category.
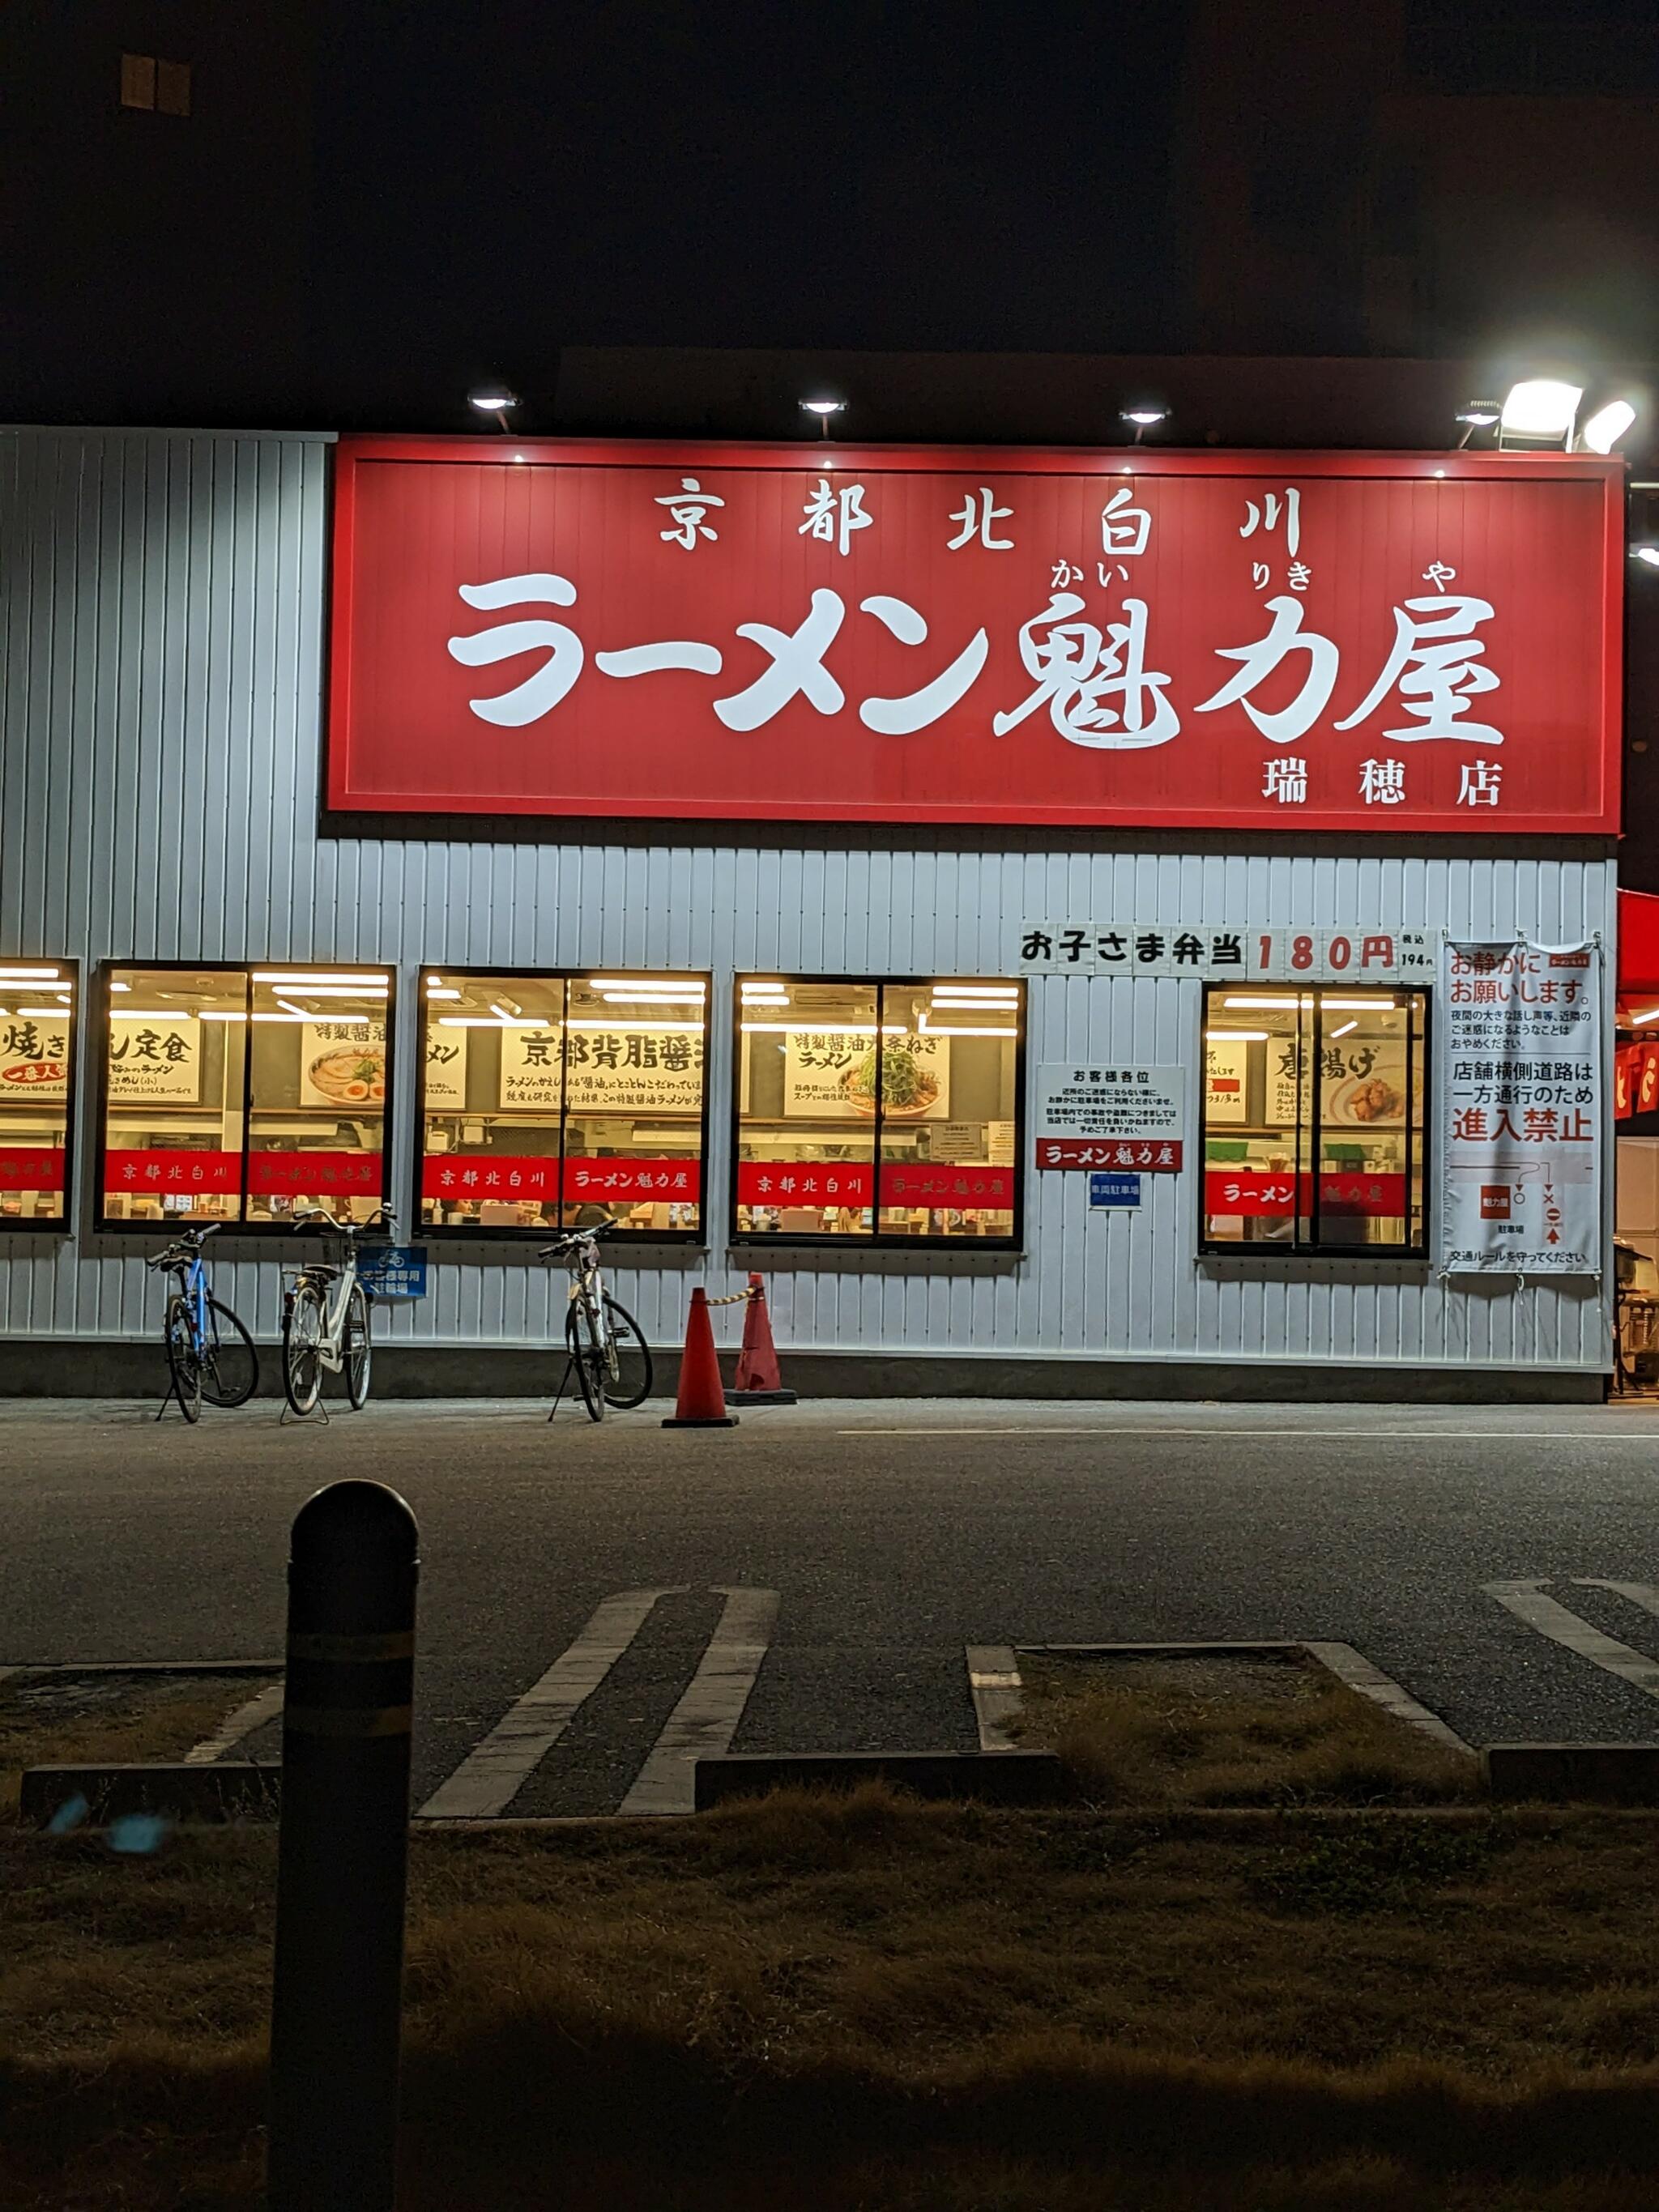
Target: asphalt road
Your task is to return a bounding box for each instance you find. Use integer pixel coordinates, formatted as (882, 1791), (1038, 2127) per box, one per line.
(6, 1396), (1659, 1814)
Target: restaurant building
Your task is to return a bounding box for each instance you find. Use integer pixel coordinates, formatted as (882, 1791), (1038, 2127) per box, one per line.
(0, 427), (1623, 1397)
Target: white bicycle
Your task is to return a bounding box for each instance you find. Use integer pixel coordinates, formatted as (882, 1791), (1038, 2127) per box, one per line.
(540, 1222), (653, 1421)
(281, 1206), (396, 1417)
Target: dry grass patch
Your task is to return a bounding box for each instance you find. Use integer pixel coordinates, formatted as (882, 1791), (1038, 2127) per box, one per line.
(0, 1669), (267, 1820)
(7, 1790), (1659, 2207)
(1012, 1650), (1478, 1805)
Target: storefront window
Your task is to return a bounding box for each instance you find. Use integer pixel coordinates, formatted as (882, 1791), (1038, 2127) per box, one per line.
(416, 970), (708, 1237)
(245, 968), (392, 1224)
(1201, 986), (1429, 1254)
(734, 976), (1022, 1244)
(96, 963), (394, 1229)
(98, 965), (248, 1225)
(0, 961), (79, 1228)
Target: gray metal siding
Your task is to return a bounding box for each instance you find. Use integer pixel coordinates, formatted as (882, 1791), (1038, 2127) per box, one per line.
(0, 429), (1617, 1370)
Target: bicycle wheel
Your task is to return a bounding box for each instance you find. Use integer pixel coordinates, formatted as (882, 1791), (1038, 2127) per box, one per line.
(164, 1294), (202, 1424)
(201, 1297), (259, 1409)
(565, 1298), (607, 1422)
(600, 1294), (652, 1409)
(283, 1281), (326, 1417)
(343, 1283), (373, 1409)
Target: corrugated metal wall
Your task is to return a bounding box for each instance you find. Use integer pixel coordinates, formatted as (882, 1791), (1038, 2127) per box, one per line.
(0, 429), (1617, 1372)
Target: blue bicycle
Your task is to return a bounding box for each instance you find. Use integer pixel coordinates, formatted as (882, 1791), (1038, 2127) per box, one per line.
(145, 1222), (259, 1421)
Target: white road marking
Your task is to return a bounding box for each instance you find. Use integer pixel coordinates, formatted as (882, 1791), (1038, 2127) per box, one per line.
(1303, 1639), (1474, 1755)
(966, 1644), (1025, 1752)
(1482, 1579), (1659, 1699)
(184, 1679), (286, 1766)
(420, 1588), (685, 1820)
(841, 1428), (1659, 1443)
(618, 1586), (779, 1817)
(1573, 1579), (1659, 1621)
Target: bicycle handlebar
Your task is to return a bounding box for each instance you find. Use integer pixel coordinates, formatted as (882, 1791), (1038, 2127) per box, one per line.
(538, 1220), (615, 1260)
(292, 1204), (399, 1238)
(143, 1220), (221, 1268)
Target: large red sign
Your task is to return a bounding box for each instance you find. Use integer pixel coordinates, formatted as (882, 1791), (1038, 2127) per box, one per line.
(327, 439), (1623, 834)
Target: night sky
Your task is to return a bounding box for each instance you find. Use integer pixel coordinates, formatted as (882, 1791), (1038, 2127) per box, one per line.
(312, 1), (1190, 416)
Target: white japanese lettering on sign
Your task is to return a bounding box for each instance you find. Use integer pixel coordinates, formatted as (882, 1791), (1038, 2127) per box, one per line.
(1016, 924), (1433, 982)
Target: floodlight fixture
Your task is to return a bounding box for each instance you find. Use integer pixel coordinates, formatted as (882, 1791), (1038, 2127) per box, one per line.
(1120, 404), (1169, 444)
(1498, 378), (1582, 451)
(1580, 399), (1637, 454)
(1631, 545), (1659, 568)
(1454, 400), (1502, 448)
(800, 397), (846, 439)
(468, 381), (519, 432)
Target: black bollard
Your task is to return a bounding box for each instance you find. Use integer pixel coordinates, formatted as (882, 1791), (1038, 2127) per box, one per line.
(267, 1480), (420, 2212)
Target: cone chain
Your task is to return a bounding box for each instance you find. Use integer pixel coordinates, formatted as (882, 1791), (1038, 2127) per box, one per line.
(662, 1287), (740, 1428)
(729, 1273), (798, 1405)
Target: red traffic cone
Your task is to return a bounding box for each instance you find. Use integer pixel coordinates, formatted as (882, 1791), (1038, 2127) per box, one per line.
(729, 1274), (798, 1405)
(662, 1287), (740, 1428)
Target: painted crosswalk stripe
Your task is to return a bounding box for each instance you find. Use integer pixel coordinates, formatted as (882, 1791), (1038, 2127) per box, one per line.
(966, 1644), (1024, 1752)
(419, 1588), (685, 1820)
(618, 1586), (779, 1817)
(1573, 1579), (1659, 1622)
(1482, 1579), (1659, 1699)
(184, 1680), (286, 1766)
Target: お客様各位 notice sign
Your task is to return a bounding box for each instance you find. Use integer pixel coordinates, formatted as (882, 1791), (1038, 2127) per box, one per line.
(1033, 1063), (1186, 1171)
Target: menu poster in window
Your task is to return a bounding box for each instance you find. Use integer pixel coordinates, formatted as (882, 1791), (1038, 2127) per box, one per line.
(107, 1015), (201, 1103)
(300, 1021), (389, 1110)
(1321, 1032), (1414, 1129)
(498, 1026), (564, 1110)
(1268, 1038), (1303, 1128)
(783, 1032), (949, 1120)
(423, 1025), (468, 1109)
(1204, 1038), (1250, 1126)
(561, 1027), (705, 1115)
(1439, 939), (1601, 1275)
(0, 1011), (71, 1103)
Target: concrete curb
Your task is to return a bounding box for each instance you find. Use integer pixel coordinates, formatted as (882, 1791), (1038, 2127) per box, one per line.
(693, 1749), (1067, 1809)
(20, 1762), (280, 1826)
(1485, 1744), (1659, 1801)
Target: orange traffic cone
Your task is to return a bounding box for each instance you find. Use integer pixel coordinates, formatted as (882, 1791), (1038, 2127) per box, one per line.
(662, 1287), (740, 1428)
(729, 1274), (797, 1405)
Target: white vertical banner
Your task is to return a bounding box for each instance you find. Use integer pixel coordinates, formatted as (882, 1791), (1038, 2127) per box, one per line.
(1439, 938), (1602, 1275)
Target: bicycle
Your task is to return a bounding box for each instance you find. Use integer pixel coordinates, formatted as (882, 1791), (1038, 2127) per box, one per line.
(144, 1221), (259, 1423)
(281, 1206), (396, 1418)
(539, 1222), (653, 1421)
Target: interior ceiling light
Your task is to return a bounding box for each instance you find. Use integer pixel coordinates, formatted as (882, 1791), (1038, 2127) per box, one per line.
(1205, 1028), (1269, 1042)
(586, 978), (703, 992)
(1499, 379), (1582, 450)
(1633, 547), (1659, 568)
(253, 970), (389, 986)
(1632, 1006), (1659, 1026)
(0, 965), (62, 980)
(1581, 399), (1637, 454)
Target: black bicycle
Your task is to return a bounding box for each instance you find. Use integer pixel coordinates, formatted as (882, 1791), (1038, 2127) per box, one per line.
(540, 1222), (653, 1420)
(144, 1221), (259, 1422)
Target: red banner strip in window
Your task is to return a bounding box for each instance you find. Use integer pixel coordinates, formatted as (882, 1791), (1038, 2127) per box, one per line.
(877, 1163), (1015, 1207)
(0, 1146), (66, 1190)
(105, 1149), (241, 1196)
(247, 1150), (383, 1196)
(1205, 1170), (1302, 1217)
(422, 1155), (560, 1200)
(1317, 1173), (1408, 1217)
(563, 1157), (702, 1204)
(737, 1160), (872, 1207)
(1037, 1138), (1185, 1171)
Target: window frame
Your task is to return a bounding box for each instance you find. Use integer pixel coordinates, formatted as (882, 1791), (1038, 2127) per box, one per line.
(92, 960), (398, 1234)
(729, 972), (1026, 1251)
(413, 964), (713, 1244)
(1196, 982), (1431, 1261)
(0, 957), (81, 1236)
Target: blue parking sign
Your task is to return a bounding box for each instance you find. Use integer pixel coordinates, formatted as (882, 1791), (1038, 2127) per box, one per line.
(356, 1243), (429, 1299)
(1088, 1173), (1141, 1208)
